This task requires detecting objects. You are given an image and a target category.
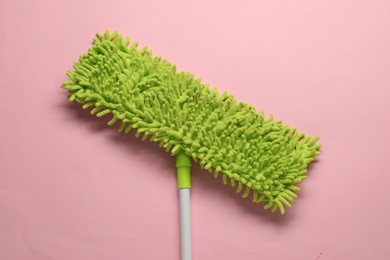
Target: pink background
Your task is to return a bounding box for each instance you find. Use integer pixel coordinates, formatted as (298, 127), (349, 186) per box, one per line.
(1, 0), (389, 259)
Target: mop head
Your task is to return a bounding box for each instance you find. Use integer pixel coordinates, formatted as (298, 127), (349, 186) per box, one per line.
(62, 30), (320, 214)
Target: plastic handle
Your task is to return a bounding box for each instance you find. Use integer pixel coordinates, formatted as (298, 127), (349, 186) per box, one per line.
(179, 188), (192, 260)
(176, 150), (192, 260)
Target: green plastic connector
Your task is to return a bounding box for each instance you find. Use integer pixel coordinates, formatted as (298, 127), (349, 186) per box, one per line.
(176, 150), (192, 189)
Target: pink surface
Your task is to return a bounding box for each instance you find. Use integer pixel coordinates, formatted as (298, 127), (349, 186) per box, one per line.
(1, 0), (389, 259)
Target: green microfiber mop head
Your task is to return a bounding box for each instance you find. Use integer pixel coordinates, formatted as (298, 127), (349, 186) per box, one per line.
(62, 30), (320, 214)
